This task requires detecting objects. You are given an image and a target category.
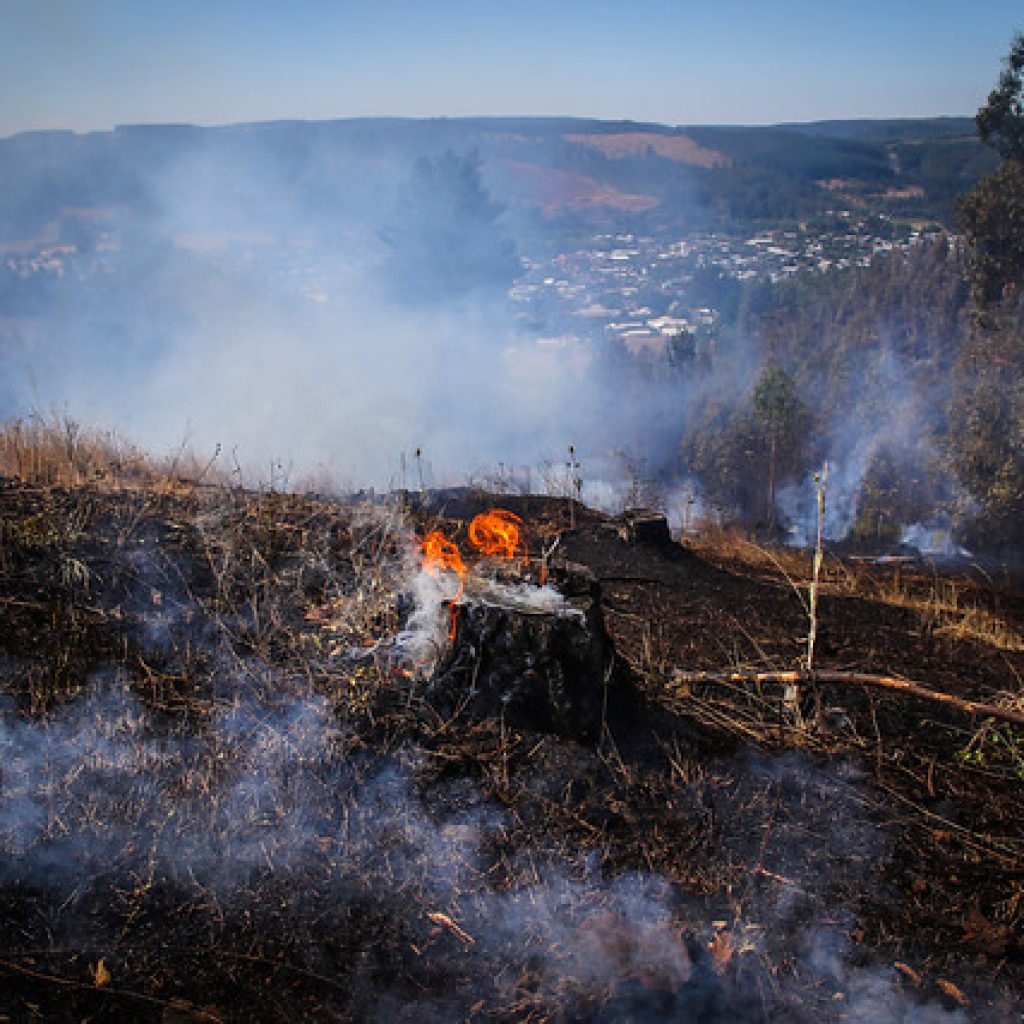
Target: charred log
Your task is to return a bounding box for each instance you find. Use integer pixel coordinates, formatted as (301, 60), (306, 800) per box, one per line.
(428, 574), (634, 739)
(613, 511), (674, 547)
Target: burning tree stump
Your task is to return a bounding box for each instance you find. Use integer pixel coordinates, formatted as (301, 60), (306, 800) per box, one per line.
(428, 568), (634, 740)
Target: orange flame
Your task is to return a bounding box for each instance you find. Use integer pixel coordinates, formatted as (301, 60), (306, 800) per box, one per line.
(421, 530), (466, 642)
(468, 509), (527, 562)
(421, 511), (531, 645)
(421, 531), (467, 600)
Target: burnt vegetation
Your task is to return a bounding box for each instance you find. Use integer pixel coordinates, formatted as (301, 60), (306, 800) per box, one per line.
(0, 423), (1022, 1022)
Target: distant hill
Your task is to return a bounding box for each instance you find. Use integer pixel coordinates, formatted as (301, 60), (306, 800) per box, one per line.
(0, 116), (995, 251)
(779, 117), (976, 141)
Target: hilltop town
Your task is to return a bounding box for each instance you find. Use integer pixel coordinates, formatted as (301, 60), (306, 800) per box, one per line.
(511, 215), (944, 355)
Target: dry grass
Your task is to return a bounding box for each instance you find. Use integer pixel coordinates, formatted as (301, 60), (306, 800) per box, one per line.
(873, 575), (1024, 652)
(0, 413), (228, 492)
(0, 413), (150, 487)
(689, 521), (1024, 653)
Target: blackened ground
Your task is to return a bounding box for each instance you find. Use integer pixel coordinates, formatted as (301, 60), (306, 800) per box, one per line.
(0, 481), (1021, 1022)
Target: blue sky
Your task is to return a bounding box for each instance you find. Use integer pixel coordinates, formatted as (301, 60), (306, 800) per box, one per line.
(0, 0), (1020, 137)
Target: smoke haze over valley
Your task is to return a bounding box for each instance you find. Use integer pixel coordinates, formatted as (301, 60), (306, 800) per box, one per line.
(0, 116), (1004, 550)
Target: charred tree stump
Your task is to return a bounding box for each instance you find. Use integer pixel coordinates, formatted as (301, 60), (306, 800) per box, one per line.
(428, 572), (634, 739)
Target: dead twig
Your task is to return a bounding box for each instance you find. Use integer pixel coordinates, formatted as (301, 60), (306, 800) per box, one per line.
(670, 668), (1024, 729)
(426, 911), (476, 945)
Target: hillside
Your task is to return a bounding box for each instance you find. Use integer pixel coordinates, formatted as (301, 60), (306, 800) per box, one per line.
(0, 115), (995, 250)
(0, 457), (1021, 1021)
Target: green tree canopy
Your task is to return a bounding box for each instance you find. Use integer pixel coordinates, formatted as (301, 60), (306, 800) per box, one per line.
(956, 158), (1024, 305)
(752, 366), (803, 442)
(945, 32), (1024, 550)
(976, 32), (1024, 162)
(752, 366), (809, 523)
(679, 367), (810, 527)
(381, 151), (519, 306)
(958, 33), (1024, 306)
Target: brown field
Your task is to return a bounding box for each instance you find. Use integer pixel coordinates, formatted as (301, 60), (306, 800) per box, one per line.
(495, 159), (661, 214)
(565, 132), (731, 169)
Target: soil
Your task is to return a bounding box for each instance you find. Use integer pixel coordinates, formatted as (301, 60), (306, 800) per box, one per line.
(0, 480), (1021, 1022)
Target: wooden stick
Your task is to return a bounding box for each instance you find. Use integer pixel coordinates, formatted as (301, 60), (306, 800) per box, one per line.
(670, 668), (1024, 729)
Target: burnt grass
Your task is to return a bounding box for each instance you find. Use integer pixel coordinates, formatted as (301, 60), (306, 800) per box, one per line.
(0, 479), (1022, 1022)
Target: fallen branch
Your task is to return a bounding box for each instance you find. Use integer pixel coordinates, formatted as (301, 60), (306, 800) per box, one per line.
(670, 669), (1024, 729)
